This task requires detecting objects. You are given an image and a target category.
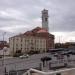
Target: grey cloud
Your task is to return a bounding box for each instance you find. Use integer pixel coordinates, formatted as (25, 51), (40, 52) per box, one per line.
(48, 0), (75, 32)
(0, 0), (75, 42)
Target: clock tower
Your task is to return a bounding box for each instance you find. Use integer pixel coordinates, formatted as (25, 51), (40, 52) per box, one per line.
(42, 9), (49, 31)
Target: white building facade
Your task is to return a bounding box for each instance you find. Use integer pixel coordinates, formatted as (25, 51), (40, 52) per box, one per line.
(9, 35), (46, 55)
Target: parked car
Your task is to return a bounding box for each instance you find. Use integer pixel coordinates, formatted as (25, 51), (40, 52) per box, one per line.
(54, 53), (58, 57)
(19, 54), (29, 58)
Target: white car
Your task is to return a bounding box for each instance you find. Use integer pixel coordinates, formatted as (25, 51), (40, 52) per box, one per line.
(19, 54), (29, 58)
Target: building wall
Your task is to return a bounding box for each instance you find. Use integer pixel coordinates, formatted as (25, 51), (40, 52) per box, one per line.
(35, 32), (54, 50)
(9, 36), (46, 55)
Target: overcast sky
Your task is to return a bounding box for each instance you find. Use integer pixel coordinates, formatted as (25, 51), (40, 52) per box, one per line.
(0, 0), (75, 43)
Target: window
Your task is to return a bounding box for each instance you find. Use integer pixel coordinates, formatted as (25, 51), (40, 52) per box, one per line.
(16, 44), (18, 47)
(31, 39), (33, 42)
(45, 18), (47, 21)
(25, 40), (26, 42)
(21, 39), (22, 42)
(27, 40), (29, 42)
(17, 38), (18, 41)
(21, 44), (22, 47)
(16, 48), (18, 50)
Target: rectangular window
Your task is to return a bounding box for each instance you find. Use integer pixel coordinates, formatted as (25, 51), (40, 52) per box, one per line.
(45, 18), (47, 21)
(21, 39), (22, 42)
(16, 48), (18, 50)
(21, 44), (22, 47)
(21, 48), (22, 50)
(17, 38), (18, 41)
(16, 44), (18, 47)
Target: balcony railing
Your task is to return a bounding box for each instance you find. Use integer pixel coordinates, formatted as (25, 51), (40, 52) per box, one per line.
(23, 68), (75, 75)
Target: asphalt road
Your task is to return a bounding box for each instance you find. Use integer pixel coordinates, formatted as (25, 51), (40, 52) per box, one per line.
(0, 53), (50, 72)
(0, 53), (75, 72)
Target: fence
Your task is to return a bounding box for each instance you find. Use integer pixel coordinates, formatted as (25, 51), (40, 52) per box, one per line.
(3, 60), (75, 75)
(23, 68), (75, 75)
(0, 54), (75, 75)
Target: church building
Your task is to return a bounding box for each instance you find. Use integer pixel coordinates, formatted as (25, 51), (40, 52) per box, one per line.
(9, 9), (54, 56)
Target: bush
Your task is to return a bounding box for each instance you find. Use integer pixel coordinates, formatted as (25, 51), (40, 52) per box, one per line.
(28, 50), (40, 55)
(13, 50), (23, 57)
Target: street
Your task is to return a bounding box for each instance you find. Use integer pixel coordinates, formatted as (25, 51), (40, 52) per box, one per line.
(0, 53), (75, 73)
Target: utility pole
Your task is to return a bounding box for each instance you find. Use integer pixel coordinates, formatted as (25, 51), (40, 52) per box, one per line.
(2, 32), (6, 66)
(2, 32), (6, 75)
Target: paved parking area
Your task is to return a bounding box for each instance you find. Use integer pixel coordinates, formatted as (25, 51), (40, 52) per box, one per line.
(0, 53), (75, 73)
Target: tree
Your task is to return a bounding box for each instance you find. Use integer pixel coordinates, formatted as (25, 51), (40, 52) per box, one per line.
(28, 50), (40, 55)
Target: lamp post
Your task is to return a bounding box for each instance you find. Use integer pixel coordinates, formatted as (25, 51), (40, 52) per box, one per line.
(2, 32), (6, 66)
(2, 47), (8, 75)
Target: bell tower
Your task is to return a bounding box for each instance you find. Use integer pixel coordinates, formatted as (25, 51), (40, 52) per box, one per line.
(42, 9), (49, 31)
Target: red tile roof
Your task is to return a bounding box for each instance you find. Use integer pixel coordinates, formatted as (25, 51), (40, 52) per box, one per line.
(37, 29), (47, 33)
(10, 27), (54, 39)
(23, 27), (54, 38)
